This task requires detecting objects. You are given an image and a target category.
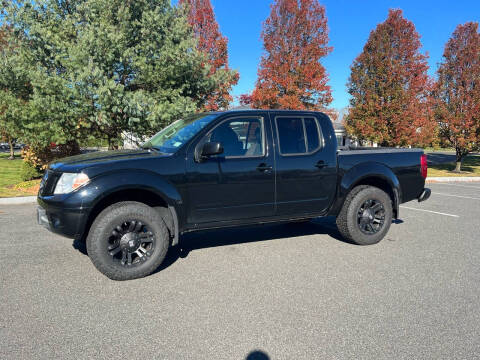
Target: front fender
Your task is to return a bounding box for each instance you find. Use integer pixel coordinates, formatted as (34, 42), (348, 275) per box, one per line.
(328, 162), (401, 218)
(81, 169), (182, 209)
(39, 169), (184, 239)
(37, 169), (184, 239)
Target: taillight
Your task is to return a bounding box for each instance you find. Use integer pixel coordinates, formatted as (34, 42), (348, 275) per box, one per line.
(420, 154), (428, 179)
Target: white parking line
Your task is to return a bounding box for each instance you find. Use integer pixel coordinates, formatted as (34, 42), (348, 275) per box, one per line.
(434, 183), (480, 190)
(400, 206), (460, 218)
(434, 192), (480, 201)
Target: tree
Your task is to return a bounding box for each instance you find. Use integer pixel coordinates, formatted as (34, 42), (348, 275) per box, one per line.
(345, 9), (435, 147)
(239, 93), (254, 107)
(251, 0), (332, 110)
(435, 22), (480, 172)
(4, 0), (225, 150)
(0, 26), (30, 160)
(0, 92), (23, 160)
(180, 0), (239, 111)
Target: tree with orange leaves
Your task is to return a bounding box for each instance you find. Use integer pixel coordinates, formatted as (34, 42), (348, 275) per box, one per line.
(435, 22), (480, 172)
(180, 0), (239, 111)
(250, 0), (332, 111)
(345, 9), (435, 147)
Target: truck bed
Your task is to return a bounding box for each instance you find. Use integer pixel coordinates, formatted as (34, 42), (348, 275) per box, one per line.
(337, 147), (425, 204)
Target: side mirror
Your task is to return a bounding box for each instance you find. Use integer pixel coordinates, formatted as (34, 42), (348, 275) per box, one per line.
(201, 141), (224, 157)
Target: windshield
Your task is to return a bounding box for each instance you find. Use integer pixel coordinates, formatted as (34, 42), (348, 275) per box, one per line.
(142, 114), (218, 154)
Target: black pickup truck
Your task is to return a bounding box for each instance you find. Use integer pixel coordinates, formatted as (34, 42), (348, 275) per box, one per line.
(37, 110), (431, 280)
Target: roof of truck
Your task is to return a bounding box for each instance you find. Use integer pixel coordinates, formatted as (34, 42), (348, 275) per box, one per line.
(204, 109), (329, 115)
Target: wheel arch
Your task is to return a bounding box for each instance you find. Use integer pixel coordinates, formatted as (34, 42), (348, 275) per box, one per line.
(78, 171), (182, 245)
(329, 162), (401, 219)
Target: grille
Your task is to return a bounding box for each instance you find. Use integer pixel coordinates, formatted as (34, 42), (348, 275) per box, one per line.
(39, 170), (61, 196)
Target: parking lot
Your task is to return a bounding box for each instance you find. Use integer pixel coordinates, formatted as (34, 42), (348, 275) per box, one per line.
(1, 182), (479, 359)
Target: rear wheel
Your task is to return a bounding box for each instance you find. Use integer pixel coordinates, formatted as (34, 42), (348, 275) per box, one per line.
(336, 185), (393, 245)
(86, 201), (169, 280)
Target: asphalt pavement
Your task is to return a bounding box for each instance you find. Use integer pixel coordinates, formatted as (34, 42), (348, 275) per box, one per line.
(425, 151), (456, 165)
(1, 182), (480, 359)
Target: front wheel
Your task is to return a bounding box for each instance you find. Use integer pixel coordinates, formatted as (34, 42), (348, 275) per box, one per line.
(336, 185), (393, 245)
(86, 201), (170, 280)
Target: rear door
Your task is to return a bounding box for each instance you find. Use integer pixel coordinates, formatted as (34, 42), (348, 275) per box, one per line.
(273, 113), (337, 216)
(185, 113), (275, 224)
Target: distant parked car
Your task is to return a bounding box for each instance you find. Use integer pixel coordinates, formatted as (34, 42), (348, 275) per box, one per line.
(0, 143), (8, 150)
(13, 143), (26, 150)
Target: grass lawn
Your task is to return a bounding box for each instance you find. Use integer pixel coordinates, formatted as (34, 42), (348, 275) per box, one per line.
(423, 147), (456, 153)
(429, 154), (480, 177)
(0, 153), (41, 197)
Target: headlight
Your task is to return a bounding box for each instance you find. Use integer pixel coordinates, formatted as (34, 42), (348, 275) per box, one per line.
(54, 173), (90, 195)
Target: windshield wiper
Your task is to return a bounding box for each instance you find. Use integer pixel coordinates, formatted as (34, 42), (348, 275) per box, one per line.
(141, 144), (162, 153)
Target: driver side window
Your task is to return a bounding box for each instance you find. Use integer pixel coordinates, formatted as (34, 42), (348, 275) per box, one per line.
(208, 117), (264, 158)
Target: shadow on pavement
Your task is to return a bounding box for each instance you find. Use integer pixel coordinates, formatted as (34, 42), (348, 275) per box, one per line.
(245, 350), (270, 360)
(152, 216), (350, 274)
(72, 216), (405, 275)
(73, 238), (88, 255)
(426, 152), (455, 165)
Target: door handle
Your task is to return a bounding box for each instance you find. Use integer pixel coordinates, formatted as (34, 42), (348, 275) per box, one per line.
(315, 160), (327, 169)
(257, 163), (273, 172)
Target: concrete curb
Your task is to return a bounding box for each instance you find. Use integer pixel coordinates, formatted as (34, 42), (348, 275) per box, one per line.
(0, 196), (37, 205)
(426, 177), (480, 183)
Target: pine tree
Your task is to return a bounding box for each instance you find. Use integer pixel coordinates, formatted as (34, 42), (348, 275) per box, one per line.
(0, 26), (30, 159)
(3, 0), (225, 150)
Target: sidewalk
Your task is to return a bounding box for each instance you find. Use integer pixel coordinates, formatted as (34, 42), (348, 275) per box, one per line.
(426, 177), (480, 183)
(0, 196), (37, 205)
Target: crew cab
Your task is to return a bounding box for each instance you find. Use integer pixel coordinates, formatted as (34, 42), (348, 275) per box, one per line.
(37, 110), (431, 280)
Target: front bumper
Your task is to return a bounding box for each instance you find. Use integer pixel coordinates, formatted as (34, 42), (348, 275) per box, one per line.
(417, 188), (431, 202)
(37, 206), (50, 230)
(37, 201), (87, 239)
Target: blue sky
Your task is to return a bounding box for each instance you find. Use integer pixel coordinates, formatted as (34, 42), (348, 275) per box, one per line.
(185, 0), (480, 109)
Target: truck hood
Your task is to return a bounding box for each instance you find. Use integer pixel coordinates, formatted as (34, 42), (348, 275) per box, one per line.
(49, 149), (166, 172)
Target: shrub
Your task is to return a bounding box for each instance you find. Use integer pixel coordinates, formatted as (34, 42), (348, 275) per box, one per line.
(21, 145), (54, 171)
(20, 161), (42, 181)
(21, 141), (81, 171)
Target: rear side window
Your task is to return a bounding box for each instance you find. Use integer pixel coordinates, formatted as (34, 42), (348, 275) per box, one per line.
(304, 117), (321, 152)
(276, 117), (306, 154)
(276, 116), (323, 155)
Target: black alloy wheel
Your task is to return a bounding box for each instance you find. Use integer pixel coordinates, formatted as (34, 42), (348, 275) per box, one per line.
(356, 199), (385, 235)
(87, 201), (170, 280)
(336, 185), (393, 245)
(107, 220), (156, 266)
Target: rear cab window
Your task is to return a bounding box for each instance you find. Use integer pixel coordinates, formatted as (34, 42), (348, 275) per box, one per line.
(275, 116), (323, 156)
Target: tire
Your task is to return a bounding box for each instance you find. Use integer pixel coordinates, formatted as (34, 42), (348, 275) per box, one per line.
(86, 201), (170, 280)
(336, 185), (393, 245)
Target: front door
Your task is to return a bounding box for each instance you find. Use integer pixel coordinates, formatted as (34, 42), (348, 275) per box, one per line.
(185, 114), (275, 225)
